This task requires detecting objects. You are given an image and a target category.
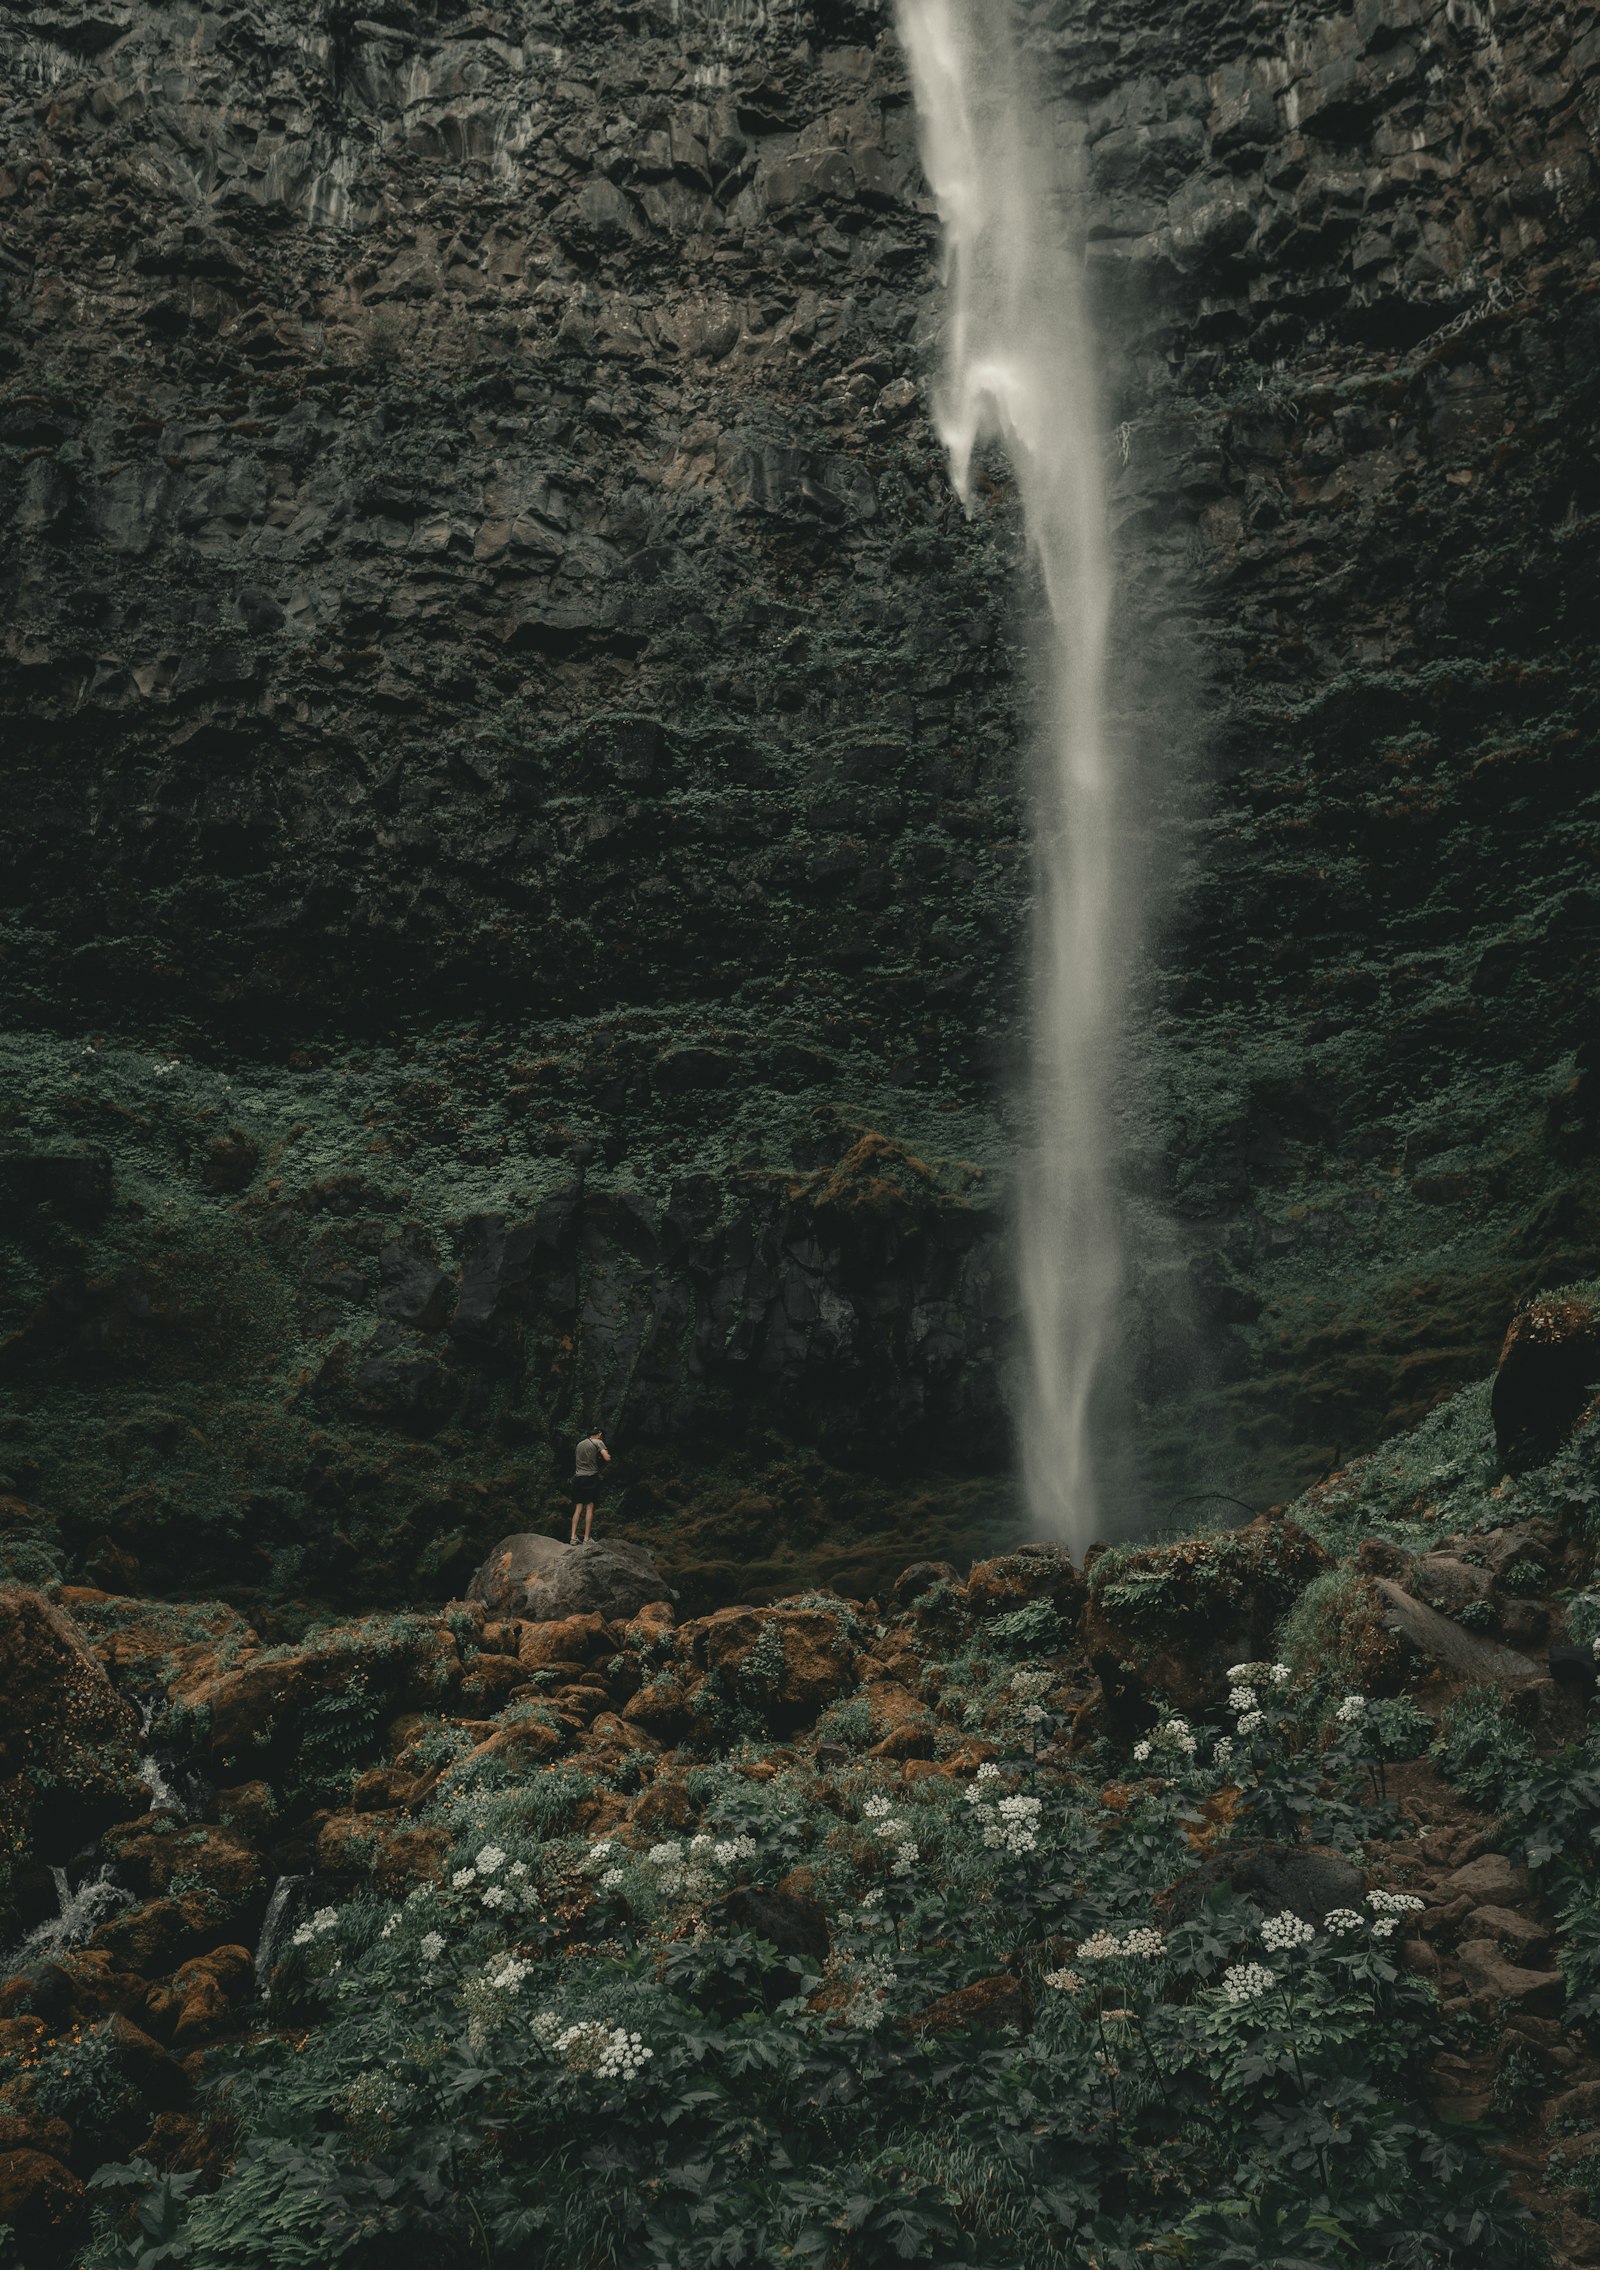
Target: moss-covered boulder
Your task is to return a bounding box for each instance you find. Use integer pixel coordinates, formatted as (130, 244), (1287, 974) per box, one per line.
(0, 1588), (143, 1937)
(1084, 1518), (1331, 1714)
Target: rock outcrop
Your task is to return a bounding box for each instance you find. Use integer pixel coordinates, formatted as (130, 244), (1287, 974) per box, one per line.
(2, 0), (1599, 1583)
(467, 1532), (675, 1623)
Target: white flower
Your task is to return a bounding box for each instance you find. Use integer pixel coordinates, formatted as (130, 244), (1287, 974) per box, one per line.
(420, 1931), (446, 1962)
(873, 1815), (907, 1841)
(1121, 1927), (1165, 1961)
(1011, 1670), (1051, 1699)
(1236, 1711), (1265, 1735)
(508, 1861), (528, 1881)
(1261, 1910), (1315, 1952)
(1021, 1703), (1048, 1726)
(1228, 1686), (1258, 1713)
(1226, 1662), (1256, 1682)
(531, 2010), (564, 2049)
(311, 1907), (337, 1932)
(1367, 1888), (1424, 1913)
(1269, 1664), (1291, 1685)
(597, 2028), (653, 2080)
(1132, 1740), (1152, 1763)
(1213, 1737), (1234, 1763)
(1372, 1916), (1398, 1938)
(291, 1923), (314, 1947)
(487, 1955), (532, 1992)
(476, 1845), (506, 1876)
(1076, 1931), (1122, 1962)
(381, 1915), (400, 1939)
(863, 1795), (894, 1820)
(891, 1840), (919, 1876)
(452, 1868), (477, 1890)
(481, 1885), (508, 1909)
(1336, 1694), (1367, 1724)
(1592, 1635), (1600, 1661)
(587, 1841), (616, 1867)
(976, 1761), (1001, 1781)
(1042, 1967), (1083, 1993)
(1223, 1961), (1274, 2004)
(646, 1841), (682, 1865)
(1323, 1908), (1364, 1934)
(689, 1833), (715, 1854)
(601, 1867), (624, 1890)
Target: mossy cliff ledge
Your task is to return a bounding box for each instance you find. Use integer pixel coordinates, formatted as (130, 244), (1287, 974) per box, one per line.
(2, 0), (1600, 1539)
(4, 1308), (1600, 2261)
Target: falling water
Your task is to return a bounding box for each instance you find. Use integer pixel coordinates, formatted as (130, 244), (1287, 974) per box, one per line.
(1, 1863), (132, 1972)
(898, 0), (1124, 1554)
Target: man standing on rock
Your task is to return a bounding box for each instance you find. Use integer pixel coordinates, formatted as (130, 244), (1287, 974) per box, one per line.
(570, 1426), (610, 1545)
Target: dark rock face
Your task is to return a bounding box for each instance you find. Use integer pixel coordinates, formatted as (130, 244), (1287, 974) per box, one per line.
(1, 0), (1598, 1582)
(1492, 1296), (1600, 1472)
(467, 1532), (674, 1622)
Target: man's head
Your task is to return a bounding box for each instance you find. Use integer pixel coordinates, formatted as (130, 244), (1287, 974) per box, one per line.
(591, 1424), (605, 1441)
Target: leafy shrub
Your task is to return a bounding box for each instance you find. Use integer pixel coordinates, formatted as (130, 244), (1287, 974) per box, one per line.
(1429, 1688), (1537, 1812)
(984, 1598), (1064, 1655)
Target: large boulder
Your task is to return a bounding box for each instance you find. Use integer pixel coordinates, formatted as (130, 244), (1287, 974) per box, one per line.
(1492, 1294), (1600, 1472)
(0, 1588), (143, 1935)
(1084, 1518), (1330, 1716)
(467, 1533), (675, 1623)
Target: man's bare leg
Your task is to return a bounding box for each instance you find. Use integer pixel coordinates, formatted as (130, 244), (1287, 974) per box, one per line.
(581, 1501), (594, 1542)
(570, 1501), (583, 1544)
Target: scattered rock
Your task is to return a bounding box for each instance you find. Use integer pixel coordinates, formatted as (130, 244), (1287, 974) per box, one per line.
(0, 2147), (84, 2260)
(1442, 1851), (1532, 1905)
(892, 1560), (958, 1608)
(1169, 1838), (1364, 1928)
(906, 1974), (1032, 2037)
(1456, 1937), (1565, 2013)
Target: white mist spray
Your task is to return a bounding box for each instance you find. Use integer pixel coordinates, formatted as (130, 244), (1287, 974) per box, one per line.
(898, 0), (1124, 1554)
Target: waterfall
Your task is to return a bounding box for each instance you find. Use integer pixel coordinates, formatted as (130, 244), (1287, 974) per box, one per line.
(1, 1863), (131, 1972)
(254, 1873), (305, 1998)
(898, 0), (1125, 1554)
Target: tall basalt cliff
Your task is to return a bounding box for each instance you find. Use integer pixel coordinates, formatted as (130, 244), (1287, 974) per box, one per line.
(1, 0), (1597, 1600)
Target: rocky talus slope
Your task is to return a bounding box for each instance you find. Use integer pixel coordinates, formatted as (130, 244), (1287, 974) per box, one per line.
(2, 1295), (1600, 2259)
(1, 0), (1599, 1581)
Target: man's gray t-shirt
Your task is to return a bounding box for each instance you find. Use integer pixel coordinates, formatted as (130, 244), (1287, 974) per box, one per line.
(575, 1437), (602, 1476)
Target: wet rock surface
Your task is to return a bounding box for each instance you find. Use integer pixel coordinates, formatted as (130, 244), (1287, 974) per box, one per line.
(0, 0), (1598, 1582)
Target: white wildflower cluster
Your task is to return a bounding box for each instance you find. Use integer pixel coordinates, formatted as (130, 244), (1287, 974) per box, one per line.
(1042, 1967), (1083, 1994)
(864, 1796), (921, 1874)
(1367, 1887), (1424, 1938)
(1227, 1662), (1291, 1688)
(554, 2020), (654, 2080)
(1236, 1712), (1265, 1736)
(1074, 1926), (1164, 1963)
(962, 1773), (1041, 1854)
(1222, 1960), (1275, 2004)
(635, 1830), (761, 1899)
(831, 1949), (896, 2029)
(1227, 1685), (1258, 1713)
(1323, 1907), (1365, 1935)
(420, 1930), (446, 1963)
(291, 1906), (339, 1949)
(1132, 1715), (1200, 1768)
(380, 1914), (400, 1940)
(1261, 1909), (1315, 1953)
(486, 1953), (534, 1993)
(1592, 1634), (1600, 1662)
(1336, 1694), (1368, 1724)
(1010, 1670), (1052, 1701)
(531, 2010), (565, 2051)
(1020, 1704), (1049, 1727)
(1214, 1736), (1235, 1764)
